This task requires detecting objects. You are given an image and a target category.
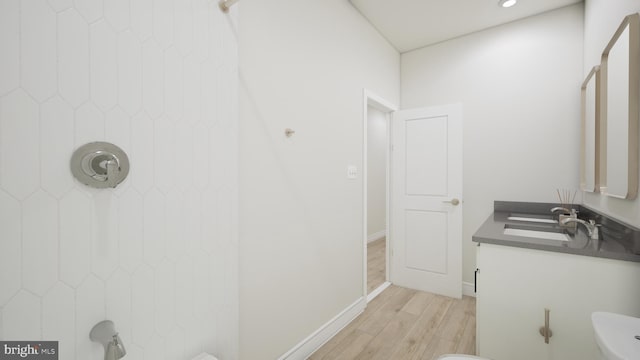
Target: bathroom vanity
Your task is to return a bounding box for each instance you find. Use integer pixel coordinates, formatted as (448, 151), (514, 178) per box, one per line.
(473, 201), (640, 360)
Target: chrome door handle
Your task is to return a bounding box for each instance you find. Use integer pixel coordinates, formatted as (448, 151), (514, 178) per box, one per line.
(443, 198), (460, 206)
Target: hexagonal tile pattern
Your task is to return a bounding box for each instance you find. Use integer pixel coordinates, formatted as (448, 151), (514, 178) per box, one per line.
(152, 0), (173, 49)
(0, 0), (19, 97)
(90, 20), (118, 112)
(1, 1), (240, 359)
(104, 0), (130, 32)
(165, 189), (187, 262)
(145, 334), (167, 360)
(193, 253), (209, 318)
(0, 90), (40, 200)
(43, 283), (75, 358)
(193, 122), (210, 190)
(167, 327), (186, 360)
(154, 116), (175, 192)
(59, 189), (92, 288)
(130, 0), (152, 41)
(143, 189), (166, 266)
(130, 111), (154, 194)
(0, 190), (21, 305)
(127, 344), (144, 360)
(91, 192), (119, 280)
(118, 188), (144, 273)
(47, 0), (73, 12)
(200, 59), (218, 127)
(58, 9), (90, 108)
(164, 47), (183, 120)
(206, 2), (224, 64)
(75, 101), (105, 146)
(183, 55), (202, 125)
(192, 0), (210, 62)
(201, 188), (217, 255)
(175, 256), (194, 328)
(74, 0), (103, 23)
(184, 189), (202, 255)
(23, 190), (58, 296)
(41, 96), (75, 198)
(155, 259), (175, 336)
(173, 1), (193, 56)
(174, 122), (194, 192)
(106, 269), (132, 343)
(105, 106), (132, 152)
(142, 40), (165, 118)
(132, 264), (154, 345)
(118, 31), (143, 116)
(21, 0), (57, 102)
(75, 275), (105, 360)
(217, 187), (234, 246)
(218, 65), (234, 129)
(2, 290), (41, 340)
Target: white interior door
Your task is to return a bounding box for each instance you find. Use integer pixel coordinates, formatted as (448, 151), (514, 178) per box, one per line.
(390, 104), (463, 298)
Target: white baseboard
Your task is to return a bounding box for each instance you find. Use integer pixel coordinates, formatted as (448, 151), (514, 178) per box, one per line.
(462, 281), (476, 297)
(367, 230), (386, 243)
(278, 297), (367, 360)
(367, 281), (391, 302)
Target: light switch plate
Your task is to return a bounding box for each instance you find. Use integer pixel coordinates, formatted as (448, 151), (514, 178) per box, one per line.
(347, 165), (357, 179)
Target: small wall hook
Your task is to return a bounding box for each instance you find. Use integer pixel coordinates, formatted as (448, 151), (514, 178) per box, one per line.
(285, 128), (295, 137)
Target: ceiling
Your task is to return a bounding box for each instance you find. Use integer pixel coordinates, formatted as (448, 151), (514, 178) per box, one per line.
(349, 0), (583, 53)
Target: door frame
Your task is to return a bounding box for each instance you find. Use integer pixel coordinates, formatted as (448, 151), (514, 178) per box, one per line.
(362, 89), (397, 301)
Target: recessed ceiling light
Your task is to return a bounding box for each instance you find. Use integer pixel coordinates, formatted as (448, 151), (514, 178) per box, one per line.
(499, 0), (517, 8)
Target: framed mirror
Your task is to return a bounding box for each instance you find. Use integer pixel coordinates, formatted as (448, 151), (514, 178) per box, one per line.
(580, 66), (601, 193)
(601, 13), (640, 200)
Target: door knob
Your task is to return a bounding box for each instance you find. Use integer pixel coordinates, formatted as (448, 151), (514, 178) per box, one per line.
(443, 198), (460, 206)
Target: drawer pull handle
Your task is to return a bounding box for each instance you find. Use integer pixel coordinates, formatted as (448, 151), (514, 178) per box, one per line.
(539, 308), (553, 344)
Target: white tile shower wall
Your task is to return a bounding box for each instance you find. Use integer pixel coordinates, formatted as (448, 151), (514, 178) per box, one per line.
(0, 1), (238, 360)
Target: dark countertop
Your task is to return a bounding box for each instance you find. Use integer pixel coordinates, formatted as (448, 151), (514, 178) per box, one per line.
(472, 201), (640, 263)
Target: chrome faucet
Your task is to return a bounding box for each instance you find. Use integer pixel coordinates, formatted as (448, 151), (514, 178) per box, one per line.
(551, 207), (571, 214)
(561, 218), (599, 239)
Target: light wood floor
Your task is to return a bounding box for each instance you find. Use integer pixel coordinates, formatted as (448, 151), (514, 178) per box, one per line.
(367, 238), (386, 293)
(309, 285), (476, 360)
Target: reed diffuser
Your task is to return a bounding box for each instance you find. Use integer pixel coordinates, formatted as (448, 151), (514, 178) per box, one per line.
(556, 189), (578, 228)
(556, 189), (577, 212)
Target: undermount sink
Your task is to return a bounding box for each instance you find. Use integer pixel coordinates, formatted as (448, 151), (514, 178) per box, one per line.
(507, 213), (558, 224)
(592, 312), (640, 360)
(503, 224), (569, 241)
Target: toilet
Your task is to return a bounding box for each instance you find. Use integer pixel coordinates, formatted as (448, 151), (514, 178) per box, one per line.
(437, 355), (490, 360)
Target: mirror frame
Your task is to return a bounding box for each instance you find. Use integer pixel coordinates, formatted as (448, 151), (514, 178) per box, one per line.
(600, 13), (640, 200)
(580, 66), (602, 193)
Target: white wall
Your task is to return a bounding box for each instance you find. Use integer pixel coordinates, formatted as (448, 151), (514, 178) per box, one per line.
(367, 106), (388, 240)
(238, 0), (399, 358)
(583, 0), (640, 226)
(401, 4), (584, 284)
(0, 1), (238, 359)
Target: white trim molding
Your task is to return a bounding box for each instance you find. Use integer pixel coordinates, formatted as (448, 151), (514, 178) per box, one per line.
(278, 297), (367, 360)
(367, 281), (391, 302)
(367, 230), (386, 243)
(462, 281), (476, 297)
